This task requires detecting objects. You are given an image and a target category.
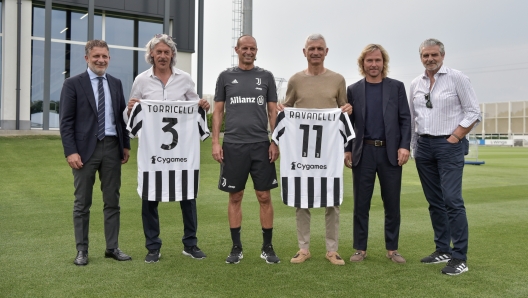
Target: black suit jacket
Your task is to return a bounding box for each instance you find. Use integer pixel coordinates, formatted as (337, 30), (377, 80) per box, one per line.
(345, 77), (411, 167)
(59, 71), (130, 163)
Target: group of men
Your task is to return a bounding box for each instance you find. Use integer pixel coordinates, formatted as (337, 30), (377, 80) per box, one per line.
(59, 33), (480, 276)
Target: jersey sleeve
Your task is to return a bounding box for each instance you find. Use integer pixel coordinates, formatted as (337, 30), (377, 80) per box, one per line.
(271, 111), (286, 145)
(339, 112), (355, 146)
(126, 102), (143, 138)
(197, 107), (211, 141)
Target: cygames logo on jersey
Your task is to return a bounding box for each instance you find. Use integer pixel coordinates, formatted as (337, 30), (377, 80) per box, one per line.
(290, 162), (327, 170)
(150, 155), (188, 164)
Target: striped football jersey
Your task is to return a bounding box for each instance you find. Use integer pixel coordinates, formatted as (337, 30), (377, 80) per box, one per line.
(127, 100), (210, 201)
(272, 108), (354, 208)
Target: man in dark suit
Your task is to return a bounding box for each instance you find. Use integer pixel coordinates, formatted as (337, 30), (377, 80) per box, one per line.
(60, 40), (132, 266)
(344, 44), (411, 264)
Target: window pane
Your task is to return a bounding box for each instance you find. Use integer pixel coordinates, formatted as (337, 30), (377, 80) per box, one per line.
(484, 118), (496, 134)
(105, 17), (133, 47)
(33, 7), (102, 41)
(52, 10), (68, 40)
(70, 11), (88, 42)
(511, 101), (524, 117)
(137, 50), (151, 74)
(485, 103), (496, 118)
(31, 41), (79, 128)
(94, 15), (103, 40)
(138, 21), (163, 48)
(107, 48), (134, 101)
(32, 8), (68, 39)
(497, 119), (508, 134)
(497, 102), (509, 118)
(69, 44), (88, 78)
(32, 7), (45, 37)
(511, 118), (524, 134)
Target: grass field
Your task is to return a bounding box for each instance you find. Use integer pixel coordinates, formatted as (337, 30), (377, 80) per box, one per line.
(1, 136), (527, 297)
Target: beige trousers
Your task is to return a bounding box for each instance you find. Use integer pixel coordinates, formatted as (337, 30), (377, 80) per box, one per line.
(296, 206), (340, 252)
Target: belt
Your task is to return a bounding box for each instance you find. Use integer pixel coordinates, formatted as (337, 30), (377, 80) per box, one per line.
(419, 134), (450, 139)
(364, 139), (386, 147)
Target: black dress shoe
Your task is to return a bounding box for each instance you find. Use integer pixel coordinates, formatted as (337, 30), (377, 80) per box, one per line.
(74, 251), (88, 266)
(104, 248), (132, 261)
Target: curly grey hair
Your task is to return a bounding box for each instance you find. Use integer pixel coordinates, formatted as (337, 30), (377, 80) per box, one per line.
(419, 38), (445, 56)
(145, 34), (178, 67)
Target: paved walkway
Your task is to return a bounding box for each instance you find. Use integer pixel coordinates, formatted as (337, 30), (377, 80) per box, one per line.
(0, 129), (60, 136)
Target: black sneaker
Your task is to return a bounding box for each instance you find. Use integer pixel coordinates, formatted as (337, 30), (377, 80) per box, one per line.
(145, 249), (160, 263)
(261, 244), (280, 264)
(225, 245), (243, 264)
(421, 251), (451, 264)
(441, 258), (468, 275)
(183, 245), (206, 259)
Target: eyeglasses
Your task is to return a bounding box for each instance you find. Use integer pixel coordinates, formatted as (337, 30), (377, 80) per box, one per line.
(425, 93), (432, 109)
(154, 34), (172, 40)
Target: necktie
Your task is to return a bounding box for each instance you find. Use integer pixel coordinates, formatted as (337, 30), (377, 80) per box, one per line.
(97, 77), (105, 140)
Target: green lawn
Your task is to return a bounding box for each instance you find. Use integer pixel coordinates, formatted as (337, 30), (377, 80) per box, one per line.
(1, 136), (527, 297)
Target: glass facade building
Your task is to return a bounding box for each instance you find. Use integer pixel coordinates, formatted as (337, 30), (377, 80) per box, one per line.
(1, 0), (195, 130)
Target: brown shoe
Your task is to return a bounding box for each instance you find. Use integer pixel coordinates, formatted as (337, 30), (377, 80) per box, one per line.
(290, 250), (311, 263)
(350, 250), (367, 262)
(326, 252), (345, 266)
(386, 251), (406, 264)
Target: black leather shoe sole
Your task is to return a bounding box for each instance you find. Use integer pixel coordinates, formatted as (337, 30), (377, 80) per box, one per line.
(105, 250), (132, 261)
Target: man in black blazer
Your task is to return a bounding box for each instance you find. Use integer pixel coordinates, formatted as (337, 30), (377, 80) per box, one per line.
(60, 40), (131, 266)
(344, 44), (411, 264)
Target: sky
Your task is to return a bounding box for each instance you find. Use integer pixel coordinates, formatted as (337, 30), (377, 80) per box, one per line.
(193, 0), (528, 103)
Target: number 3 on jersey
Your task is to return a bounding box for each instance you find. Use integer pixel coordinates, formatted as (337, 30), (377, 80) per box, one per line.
(161, 117), (178, 150)
(299, 124), (323, 158)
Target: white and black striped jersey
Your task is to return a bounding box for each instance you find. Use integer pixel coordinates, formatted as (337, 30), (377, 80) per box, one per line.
(272, 108), (354, 208)
(127, 100), (210, 202)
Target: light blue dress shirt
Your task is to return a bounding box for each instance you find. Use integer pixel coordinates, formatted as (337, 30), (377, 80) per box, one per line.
(87, 68), (117, 136)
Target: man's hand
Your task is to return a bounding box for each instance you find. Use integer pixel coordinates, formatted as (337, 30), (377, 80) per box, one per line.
(446, 135), (459, 144)
(276, 103), (285, 112)
(67, 153), (83, 170)
(122, 148), (130, 164)
(344, 152), (352, 168)
(341, 103), (353, 115)
(269, 142), (279, 163)
(127, 98), (140, 116)
(212, 143), (223, 163)
(198, 99), (210, 111)
(397, 148), (410, 166)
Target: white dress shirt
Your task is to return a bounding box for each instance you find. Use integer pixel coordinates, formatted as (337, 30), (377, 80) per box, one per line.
(409, 65), (481, 153)
(123, 66), (200, 123)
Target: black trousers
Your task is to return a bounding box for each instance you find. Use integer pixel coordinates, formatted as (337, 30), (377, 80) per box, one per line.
(142, 199), (198, 250)
(352, 144), (402, 251)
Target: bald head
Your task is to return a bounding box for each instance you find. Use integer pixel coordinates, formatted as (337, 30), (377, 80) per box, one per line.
(237, 35), (257, 48)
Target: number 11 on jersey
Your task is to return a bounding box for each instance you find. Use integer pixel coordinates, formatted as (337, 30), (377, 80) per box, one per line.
(299, 124), (323, 158)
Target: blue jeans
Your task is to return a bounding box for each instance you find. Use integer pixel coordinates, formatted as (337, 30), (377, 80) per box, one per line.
(415, 137), (468, 260)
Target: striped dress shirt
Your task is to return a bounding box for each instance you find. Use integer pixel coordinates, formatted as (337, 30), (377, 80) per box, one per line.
(409, 65), (481, 153)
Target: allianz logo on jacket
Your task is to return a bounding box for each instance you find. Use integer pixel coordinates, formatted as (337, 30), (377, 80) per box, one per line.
(229, 95), (265, 105)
